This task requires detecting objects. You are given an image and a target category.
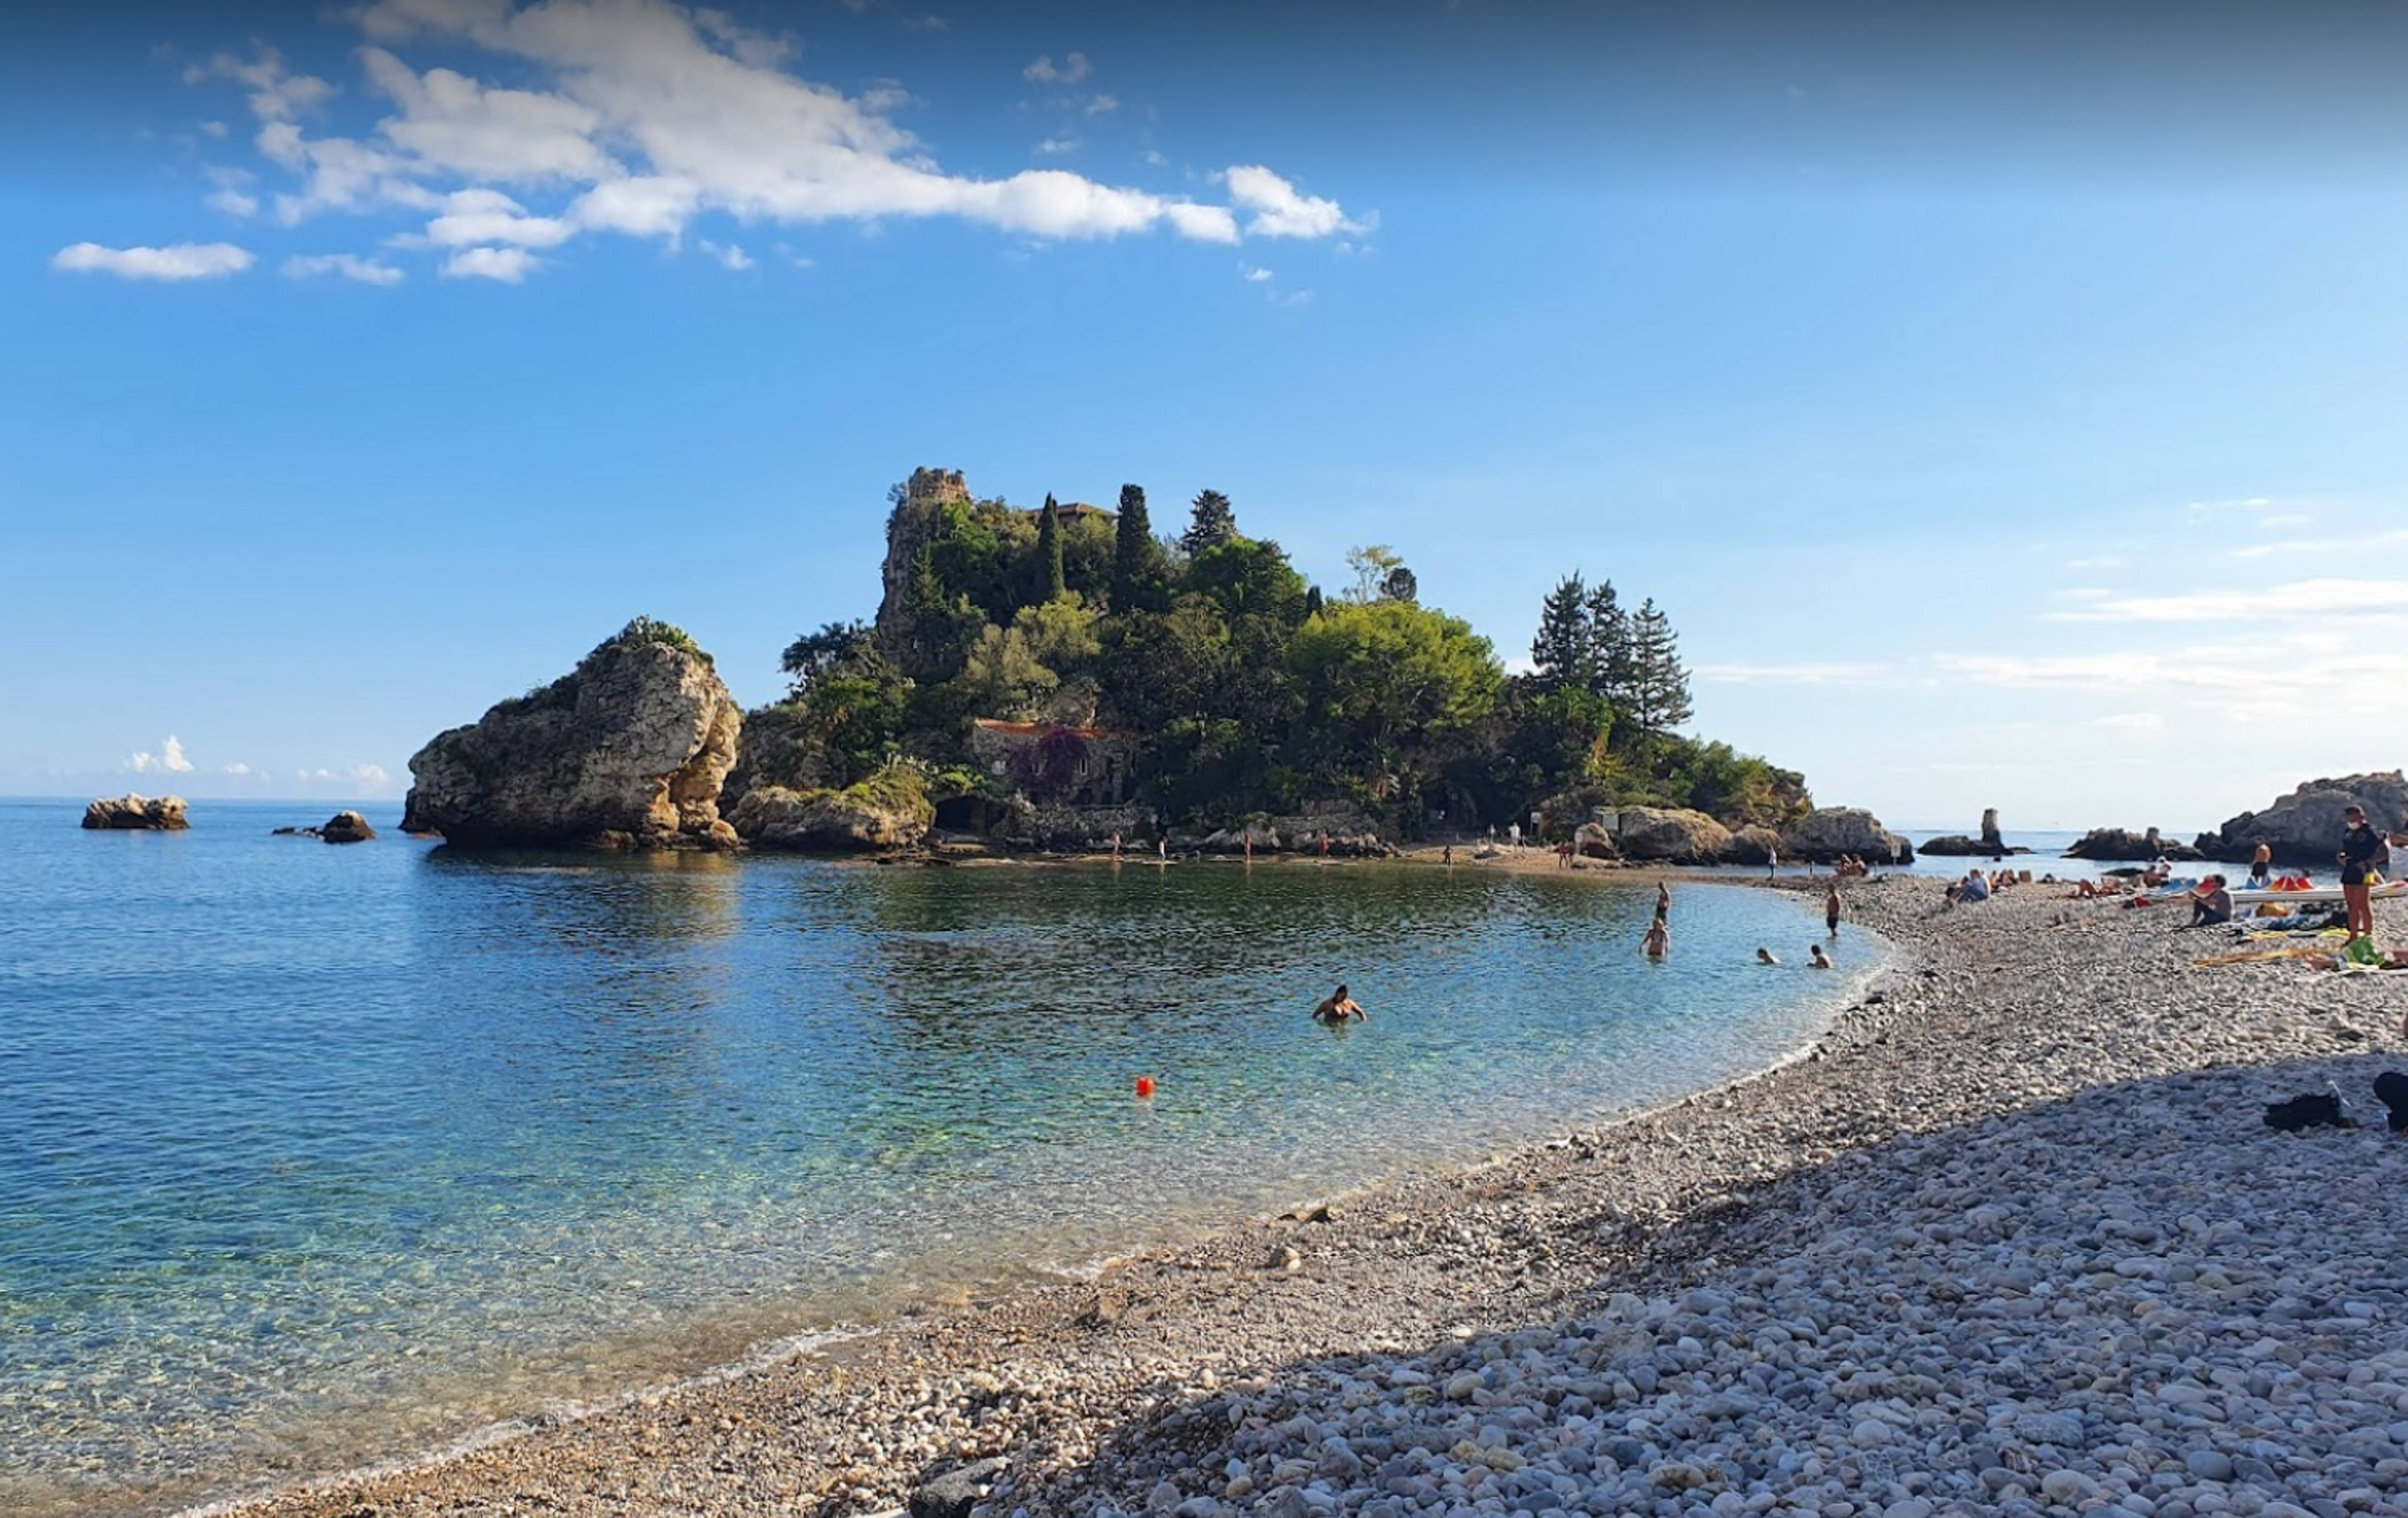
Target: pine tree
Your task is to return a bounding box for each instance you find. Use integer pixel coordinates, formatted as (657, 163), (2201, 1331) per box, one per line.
(1586, 579), (1634, 708)
(1035, 493), (1066, 602)
(1626, 597), (1692, 735)
(1112, 483), (1158, 607)
(1182, 489), (1237, 555)
(1303, 584), (1325, 619)
(1530, 573), (1593, 690)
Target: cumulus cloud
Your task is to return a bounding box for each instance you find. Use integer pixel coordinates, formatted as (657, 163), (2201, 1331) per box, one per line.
(1239, 263), (1273, 283)
(284, 252), (406, 284)
(152, 1), (1354, 281)
(442, 246), (539, 281)
(207, 188), (261, 217)
(350, 763), (391, 785)
(128, 735), (196, 774)
(223, 762), (252, 775)
(1023, 52), (1090, 84)
(696, 239), (754, 269)
(1224, 165), (1370, 239)
(54, 242), (255, 280)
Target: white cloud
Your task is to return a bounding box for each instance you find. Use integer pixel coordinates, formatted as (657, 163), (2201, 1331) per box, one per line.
(350, 763), (391, 785)
(442, 245), (539, 281)
(207, 188), (260, 217)
(1023, 52), (1091, 84)
(201, 119), (230, 138)
(141, 0), (1348, 276)
(1140, 148), (1167, 167)
(1695, 662), (1885, 685)
(223, 762), (252, 776)
(127, 735), (197, 774)
(1239, 262), (1273, 283)
(2045, 577), (2408, 623)
(1035, 135), (1080, 157)
(424, 187), (575, 247)
(2091, 712), (2164, 734)
(284, 252), (407, 284)
(1223, 164), (1370, 239)
(54, 242), (255, 280)
(697, 238), (753, 269)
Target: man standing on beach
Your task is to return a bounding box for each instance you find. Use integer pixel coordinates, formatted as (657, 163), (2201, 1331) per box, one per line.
(1767, 843), (1780, 878)
(1825, 885), (1842, 936)
(2250, 839), (2272, 887)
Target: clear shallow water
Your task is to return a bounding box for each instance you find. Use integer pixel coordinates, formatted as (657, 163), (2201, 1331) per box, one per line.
(0, 799), (1875, 1517)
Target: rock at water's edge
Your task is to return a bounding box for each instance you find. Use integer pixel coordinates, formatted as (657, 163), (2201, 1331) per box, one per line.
(1719, 824), (1782, 865)
(1778, 807), (1913, 864)
(2066, 825), (2203, 862)
(401, 619), (741, 851)
(1614, 806), (1733, 863)
(82, 794), (189, 831)
(2193, 771), (2408, 865)
(730, 783), (930, 852)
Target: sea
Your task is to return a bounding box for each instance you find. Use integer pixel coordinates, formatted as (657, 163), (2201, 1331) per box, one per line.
(2, 798), (1878, 1517)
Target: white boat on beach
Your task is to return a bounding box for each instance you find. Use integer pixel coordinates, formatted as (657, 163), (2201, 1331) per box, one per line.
(2228, 880), (2407, 907)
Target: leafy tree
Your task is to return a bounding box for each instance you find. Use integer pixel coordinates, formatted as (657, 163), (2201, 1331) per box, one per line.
(800, 670), (908, 786)
(1626, 597), (1693, 735)
(957, 622), (1058, 719)
(1343, 544), (1407, 603)
(1014, 594), (1101, 673)
(1033, 494), (1066, 603)
(780, 619), (874, 693)
(1182, 489), (1238, 555)
(1288, 599), (1502, 770)
(1186, 536), (1307, 624)
(896, 545), (986, 681)
(1381, 565), (1418, 604)
(1112, 483), (1163, 610)
(1530, 574), (1595, 691)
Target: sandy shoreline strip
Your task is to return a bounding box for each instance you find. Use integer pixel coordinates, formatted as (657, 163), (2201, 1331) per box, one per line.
(197, 870), (2408, 1518)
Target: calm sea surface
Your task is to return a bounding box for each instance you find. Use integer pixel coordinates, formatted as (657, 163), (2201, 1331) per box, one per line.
(0, 799), (1876, 1517)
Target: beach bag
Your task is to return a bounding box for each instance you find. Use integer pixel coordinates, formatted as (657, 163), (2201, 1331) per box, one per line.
(2264, 1091), (2353, 1132)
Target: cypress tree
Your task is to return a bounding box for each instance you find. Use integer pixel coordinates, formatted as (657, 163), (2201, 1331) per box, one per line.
(1303, 584), (1325, 619)
(1112, 483), (1158, 607)
(1182, 489), (1238, 555)
(1035, 493), (1066, 602)
(1627, 597), (1693, 735)
(1530, 573), (1593, 690)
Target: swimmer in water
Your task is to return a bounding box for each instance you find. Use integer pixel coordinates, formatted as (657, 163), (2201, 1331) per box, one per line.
(1808, 944), (1832, 969)
(1313, 984), (1368, 1023)
(1756, 947), (1779, 964)
(1642, 920), (1670, 959)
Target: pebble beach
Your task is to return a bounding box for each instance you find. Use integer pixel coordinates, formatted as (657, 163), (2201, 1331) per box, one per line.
(210, 870), (2408, 1518)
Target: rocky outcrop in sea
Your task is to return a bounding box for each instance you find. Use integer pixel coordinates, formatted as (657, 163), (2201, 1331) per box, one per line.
(2067, 825), (2204, 862)
(2194, 771), (2408, 865)
(1777, 806), (1912, 864)
(81, 794), (188, 830)
(400, 619), (741, 851)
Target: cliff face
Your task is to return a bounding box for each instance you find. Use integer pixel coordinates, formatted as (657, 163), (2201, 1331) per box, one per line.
(401, 620), (741, 851)
(2196, 771), (2408, 865)
(873, 467), (972, 658)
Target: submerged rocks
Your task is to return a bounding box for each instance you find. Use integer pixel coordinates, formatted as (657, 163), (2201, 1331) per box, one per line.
(400, 618), (741, 851)
(1779, 806), (1912, 864)
(2195, 771), (2408, 864)
(81, 794), (188, 830)
(1613, 806), (1732, 863)
(2067, 825), (2202, 862)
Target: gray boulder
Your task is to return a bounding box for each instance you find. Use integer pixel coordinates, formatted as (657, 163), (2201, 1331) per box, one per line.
(2194, 771), (2408, 865)
(82, 794), (189, 831)
(2067, 825), (2203, 862)
(730, 783), (929, 852)
(401, 618), (741, 851)
(1614, 806), (1733, 863)
(1573, 821), (1617, 860)
(1720, 824), (1782, 865)
(1779, 806), (1912, 864)
(317, 810), (376, 844)
(911, 1457), (1008, 1518)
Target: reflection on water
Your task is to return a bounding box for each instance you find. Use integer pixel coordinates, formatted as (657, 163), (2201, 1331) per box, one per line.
(0, 803), (1875, 1518)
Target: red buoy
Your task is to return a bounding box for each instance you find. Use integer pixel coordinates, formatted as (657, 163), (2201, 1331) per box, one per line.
(1135, 1075), (1156, 1098)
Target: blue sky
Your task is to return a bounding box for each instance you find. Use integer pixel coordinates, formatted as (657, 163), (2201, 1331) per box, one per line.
(6, 0), (2407, 829)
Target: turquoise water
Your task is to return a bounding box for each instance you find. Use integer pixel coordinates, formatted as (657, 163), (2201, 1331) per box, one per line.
(0, 799), (1873, 1517)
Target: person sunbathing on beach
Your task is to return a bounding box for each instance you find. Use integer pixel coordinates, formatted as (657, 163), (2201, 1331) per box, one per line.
(1312, 985), (1367, 1023)
(1756, 946), (1779, 964)
(2187, 875), (2233, 927)
(1642, 921), (1670, 959)
(1808, 944), (1833, 969)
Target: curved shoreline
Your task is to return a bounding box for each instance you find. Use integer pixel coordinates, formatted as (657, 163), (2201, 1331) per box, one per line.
(157, 872), (2405, 1518)
(50, 870), (1862, 1518)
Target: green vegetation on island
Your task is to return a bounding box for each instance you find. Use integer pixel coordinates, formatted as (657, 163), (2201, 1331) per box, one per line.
(753, 468), (1810, 838)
